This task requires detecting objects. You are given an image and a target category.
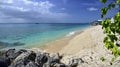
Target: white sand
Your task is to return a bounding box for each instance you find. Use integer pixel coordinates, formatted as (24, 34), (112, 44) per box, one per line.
(60, 26), (105, 55)
(36, 25), (120, 67)
(40, 26), (104, 54)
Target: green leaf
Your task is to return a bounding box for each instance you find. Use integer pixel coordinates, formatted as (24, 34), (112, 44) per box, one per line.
(101, 7), (108, 18)
(116, 0), (120, 4)
(111, 47), (118, 56)
(100, 57), (106, 61)
(110, 62), (113, 65)
(108, 34), (117, 42)
(104, 37), (108, 43)
(110, 57), (115, 65)
(104, 41), (109, 49)
(100, 0), (120, 62)
(100, 0), (107, 3)
(108, 2), (115, 9)
(117, 49), (120, 55)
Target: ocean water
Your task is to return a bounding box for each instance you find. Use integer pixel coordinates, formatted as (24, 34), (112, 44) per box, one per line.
(0, 23), (90, 49)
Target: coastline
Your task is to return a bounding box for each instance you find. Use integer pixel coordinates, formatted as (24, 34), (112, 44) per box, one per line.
(32, 26), (91, 53)
(34, 25), (103, 55)
(39, 29), (84, 53)
(60, 25), (101, 55)
(1, 25), (120, 67)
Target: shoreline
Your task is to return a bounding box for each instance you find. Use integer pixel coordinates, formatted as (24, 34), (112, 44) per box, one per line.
(34, 25), (102, 55)
(0, 26), (90, 51)
(31, 26), (91, 53)
(1, 25), (120, 67)
(39, 30), (84, 53)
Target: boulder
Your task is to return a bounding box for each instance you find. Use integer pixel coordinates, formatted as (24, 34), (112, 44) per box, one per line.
(0, 61), (8, 67)
(50, 53), (61, 63)
(0, 49), (82, 67)
(27, 52), (36, 62)
(35, 53), (48, 66)
(54, 63), (66, 67)
(9, 51), (32, 67)
(26, 61), (38, 67)
(62, 56), (84, 67)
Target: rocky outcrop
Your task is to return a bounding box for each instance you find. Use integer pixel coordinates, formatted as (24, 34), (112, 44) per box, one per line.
(1, 48), (120, 67)
(0, 49), (82, 67)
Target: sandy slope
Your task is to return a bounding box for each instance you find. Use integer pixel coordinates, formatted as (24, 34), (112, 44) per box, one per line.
(60, 26), (96, 55)
(39, 29), (84, 53)
(34, 26), (120, 67)
(60, 25), (105, 55)
(41, 25), (104, 55)
(60, 26), (120, 67)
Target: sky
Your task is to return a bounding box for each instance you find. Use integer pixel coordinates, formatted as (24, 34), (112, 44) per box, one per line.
(0, 0), (118, 23)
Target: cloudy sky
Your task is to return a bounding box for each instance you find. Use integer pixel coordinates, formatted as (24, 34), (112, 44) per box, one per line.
(0, 0), (118, 23)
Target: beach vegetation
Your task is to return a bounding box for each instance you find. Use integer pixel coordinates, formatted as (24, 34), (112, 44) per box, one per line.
(100, 0), (120, 64)
(100, 57), (106, 62)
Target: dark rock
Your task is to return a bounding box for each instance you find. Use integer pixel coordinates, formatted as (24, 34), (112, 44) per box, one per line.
(26, 61), (38, 67)
(54, 63), (66, 67)
(0, 61), (8, 67)
(23, 52), (37, 66)
(9, 51), (31, 67)
(0, 50), (6, 61)
(36, 53), (62, 67)
(0, 49), (79, 67)
(50, 53), (60, 63)
(0, 50), (30, 67)
(6, 49), (16, 58)
(18, 49), (27, 53)
(41, 54), (48, 63)
(0, 49), (17, 66)
(46, 54), (57, 67)
(35, 53), (48, 67)
(69, 58), (84, 67)
(5, 49), (25, 66)
(27, 52), (36, 61)
(43, 63), (50, 67)
(35, 52), (62, 67)
(0, 50), (9, 66)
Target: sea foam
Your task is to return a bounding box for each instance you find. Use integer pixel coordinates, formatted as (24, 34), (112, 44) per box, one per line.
(66, 31), (75, 37)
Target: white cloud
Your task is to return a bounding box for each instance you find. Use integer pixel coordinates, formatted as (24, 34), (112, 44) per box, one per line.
(87, 7), (98, 11)
(16, 7), (30, 12)
(7, 0), (13, 4)
(0, 0), (70, 23)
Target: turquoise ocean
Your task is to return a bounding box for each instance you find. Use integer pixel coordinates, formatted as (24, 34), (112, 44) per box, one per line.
(0, 23), (90, 49)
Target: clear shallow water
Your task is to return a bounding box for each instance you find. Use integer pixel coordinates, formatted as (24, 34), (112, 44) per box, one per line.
(0, 23), (90, 49)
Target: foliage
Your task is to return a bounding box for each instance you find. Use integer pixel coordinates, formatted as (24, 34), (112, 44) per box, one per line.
(100, 57), (106, 62)
(100, 0), (120, 64)
(110, 57), (115, 65)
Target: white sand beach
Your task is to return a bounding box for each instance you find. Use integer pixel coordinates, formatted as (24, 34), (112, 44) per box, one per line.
(40, 25), (104, 55)
(2, 25), (120, 67)
(37, 25), (120, 67)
